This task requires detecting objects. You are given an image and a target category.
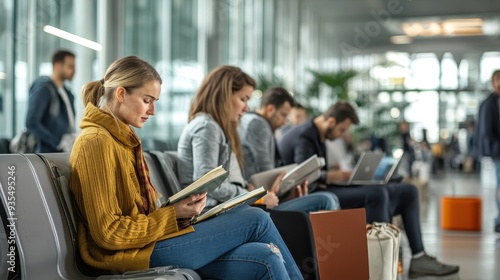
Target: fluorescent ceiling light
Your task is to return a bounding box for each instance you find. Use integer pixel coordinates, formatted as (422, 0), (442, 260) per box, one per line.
(402, 22), (441, 37)
(442, 18), (483, 27)
(43, 25), (102, 51)
(442, 18), (483, 36)
(401, 18), (485, 37)
(390, 35), (413, 44)
(0, 72), (6, 79)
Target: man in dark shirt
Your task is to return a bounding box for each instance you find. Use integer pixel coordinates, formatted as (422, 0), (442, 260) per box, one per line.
(26, 50), (76, 152)
(476, 69), (500, 233)
(238, 87), (339, 210)
(278, 101), (459, 278)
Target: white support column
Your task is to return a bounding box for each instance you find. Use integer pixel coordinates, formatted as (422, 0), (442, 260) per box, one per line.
(27, 0), (36, 85)
(464, 53), (482, 92)
(197, 0), (207, 74)
(160, 0), (172, 139)
(263, 0), (275, 77)
(286, 0), (299, 90)
(97, 0), (123, 77)
(73, 0), (96, 128)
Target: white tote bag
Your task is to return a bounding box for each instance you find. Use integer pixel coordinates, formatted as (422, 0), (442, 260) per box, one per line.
(367, 222), (401, 280)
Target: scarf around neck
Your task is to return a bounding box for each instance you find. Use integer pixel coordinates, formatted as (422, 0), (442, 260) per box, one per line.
(134, 141), (161, 214)
(81, 104), (161, 214)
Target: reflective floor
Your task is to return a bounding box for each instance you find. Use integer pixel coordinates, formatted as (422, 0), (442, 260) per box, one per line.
(399, 169), (500, 280)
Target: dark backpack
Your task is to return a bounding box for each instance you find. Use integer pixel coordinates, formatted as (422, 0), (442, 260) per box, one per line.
(0, 138), (10, 154)
(12, 80), (59, 154)
(9, 129), (37, 153)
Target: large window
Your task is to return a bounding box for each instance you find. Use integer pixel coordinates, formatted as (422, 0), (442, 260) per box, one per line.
(0, 0), (12, 138)
(122, 0), (202, 147)
(480, 52), (500, 88)
(0, 0), (99, 139)
(0, 0), (496, 154)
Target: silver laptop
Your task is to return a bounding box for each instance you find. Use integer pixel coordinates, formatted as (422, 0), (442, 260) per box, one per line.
(333, 152), (384, 185)
(371, 155), (402, 184)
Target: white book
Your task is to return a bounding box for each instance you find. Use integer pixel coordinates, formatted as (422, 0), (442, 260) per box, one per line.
(250, 155), (325, 196)
(165, 166), (228, 205)
(192, 186), (267, 224)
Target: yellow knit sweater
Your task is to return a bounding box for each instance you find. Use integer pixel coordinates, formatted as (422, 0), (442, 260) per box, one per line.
(69, 104), (194, 272)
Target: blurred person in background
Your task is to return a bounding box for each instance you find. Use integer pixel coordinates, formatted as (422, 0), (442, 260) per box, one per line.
(26, 49), (76, 152)
(476, 69), (500, 233)
(275, 103), (309, 141)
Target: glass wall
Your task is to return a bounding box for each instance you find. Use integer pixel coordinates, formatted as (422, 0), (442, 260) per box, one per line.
(0, 0), (497, 153)
(1, 0), (77, 137)
(0, 0), (342, 147)
(122, 0), (203, 147)
(347, 49), (492, 153)
(0, 0), (12, 138)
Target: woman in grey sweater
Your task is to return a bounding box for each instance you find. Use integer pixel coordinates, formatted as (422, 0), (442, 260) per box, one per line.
(177, 65), (339, 211)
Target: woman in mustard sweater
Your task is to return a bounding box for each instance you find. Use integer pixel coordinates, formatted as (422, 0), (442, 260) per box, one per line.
(69, 56), (303, 279)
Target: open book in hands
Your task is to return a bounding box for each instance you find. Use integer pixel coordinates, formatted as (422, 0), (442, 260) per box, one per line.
(165, 166), (229, 206)
(250, 155), (326, 196)
(190, 186), (267, 224)
(177, 187), (267, 227)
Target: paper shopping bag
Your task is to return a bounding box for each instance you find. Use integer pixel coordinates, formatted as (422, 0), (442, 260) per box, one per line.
(309, 208), (369, 280)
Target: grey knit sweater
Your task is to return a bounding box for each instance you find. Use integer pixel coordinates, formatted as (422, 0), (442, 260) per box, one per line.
(238, 113), (276, 181)
(177, 113), (248, 207)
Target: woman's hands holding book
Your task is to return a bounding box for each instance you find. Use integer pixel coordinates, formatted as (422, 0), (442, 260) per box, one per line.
(281, 180), (309, 202)
(262, 192), (279, 209)
(293, 180), (309, 197)
(262, 171), (286, 209)
(270, 171), (286, 194)
(251, 187), (279, 209)
(173, 192), (207, 219)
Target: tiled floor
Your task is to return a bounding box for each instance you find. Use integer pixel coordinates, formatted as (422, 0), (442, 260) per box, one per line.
(398, 169), (500, 280)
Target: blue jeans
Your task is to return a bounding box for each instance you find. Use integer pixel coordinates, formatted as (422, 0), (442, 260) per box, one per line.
(274, 191), (340, 212)
(494, 159), (500, 225)
(321, 183), (424, 255)
(150, 205), (303, 280)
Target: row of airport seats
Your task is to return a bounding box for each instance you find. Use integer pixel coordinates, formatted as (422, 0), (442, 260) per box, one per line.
(0, 153), (200, 279)
(0, 152), (319, 279)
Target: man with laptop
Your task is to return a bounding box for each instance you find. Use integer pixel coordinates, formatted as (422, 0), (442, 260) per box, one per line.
(333, 152), (402, 185)
(238, 87), (340, 212)
(331, 152), (383, 185)
(278, 101), (459, 278)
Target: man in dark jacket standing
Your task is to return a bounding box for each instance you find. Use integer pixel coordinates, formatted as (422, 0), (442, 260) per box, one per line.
(476, 69), (500, 233)
(26, 50), (76, 153)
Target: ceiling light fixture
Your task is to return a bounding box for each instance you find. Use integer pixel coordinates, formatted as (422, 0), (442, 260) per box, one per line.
(43, 25), (102, 51)
(401, 18), (485, 37)
(442, 18), (484, 36)
(390, 35), (413, 44)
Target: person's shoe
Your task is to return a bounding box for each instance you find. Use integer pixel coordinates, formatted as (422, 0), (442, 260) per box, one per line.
(409, 254), (459, 278)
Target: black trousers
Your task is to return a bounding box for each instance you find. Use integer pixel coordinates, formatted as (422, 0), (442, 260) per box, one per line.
(316, 183), (424, 254)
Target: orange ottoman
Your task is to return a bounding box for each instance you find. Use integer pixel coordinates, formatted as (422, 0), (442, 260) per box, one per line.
(441, 197), (482, 231)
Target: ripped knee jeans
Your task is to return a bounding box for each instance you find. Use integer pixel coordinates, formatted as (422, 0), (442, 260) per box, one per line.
(150, 205), (303, 279)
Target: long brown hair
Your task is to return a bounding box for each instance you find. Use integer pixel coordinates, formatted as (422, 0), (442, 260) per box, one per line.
(189, 65), (256, 165)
